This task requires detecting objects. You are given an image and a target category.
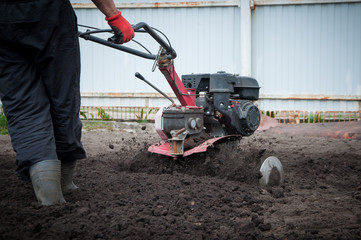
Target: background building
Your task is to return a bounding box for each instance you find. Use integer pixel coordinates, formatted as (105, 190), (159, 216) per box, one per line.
(72, 0), (361, 120)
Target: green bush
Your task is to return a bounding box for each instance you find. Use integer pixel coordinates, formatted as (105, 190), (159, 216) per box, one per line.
(136, 108), (153, 123)
(266, 111), (275, 118)
(314, 113), (324, 123)
(305, 113), (323, 123)
(79, 110), (88, 120)
(0, 107), (8, 135)
(97, 107), (113, 121)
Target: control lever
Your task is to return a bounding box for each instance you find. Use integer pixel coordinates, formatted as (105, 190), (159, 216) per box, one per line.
(135, 72), (174, 104)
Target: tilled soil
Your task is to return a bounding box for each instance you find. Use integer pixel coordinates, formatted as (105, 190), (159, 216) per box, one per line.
(0, 122), (360, 239)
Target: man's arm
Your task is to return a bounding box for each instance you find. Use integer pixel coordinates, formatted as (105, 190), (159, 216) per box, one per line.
(91, 0), (134, 44)
(91, 0), (118, 18)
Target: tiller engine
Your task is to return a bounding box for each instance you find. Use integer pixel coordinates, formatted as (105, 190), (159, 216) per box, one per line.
(78, 22), (261, 158)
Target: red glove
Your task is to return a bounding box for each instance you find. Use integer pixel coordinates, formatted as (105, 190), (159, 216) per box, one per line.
(106, 11), (134, 44)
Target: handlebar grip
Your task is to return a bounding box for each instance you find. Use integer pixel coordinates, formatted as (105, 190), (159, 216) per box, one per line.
(108, 35), (117, 43)
(78, 22), (177, 60)
(132, 22), (177, 59)
(135, 72), (145, 80)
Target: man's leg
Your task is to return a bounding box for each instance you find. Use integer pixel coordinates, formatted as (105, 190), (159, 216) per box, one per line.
(1, 61), (65, 205)
(38, 1), (86, 190)
(0, 0), (71, 205)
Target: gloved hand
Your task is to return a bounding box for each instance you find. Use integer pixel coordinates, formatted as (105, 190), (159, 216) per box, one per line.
(106, 11), (134, 44)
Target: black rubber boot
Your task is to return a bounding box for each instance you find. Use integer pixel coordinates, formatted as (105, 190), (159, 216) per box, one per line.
(29, 160), (66, 206)
(61, 160), (78, 191)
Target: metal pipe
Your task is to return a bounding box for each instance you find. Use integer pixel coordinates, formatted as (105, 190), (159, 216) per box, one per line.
(78, 22), (177, 60)
(72, 0), (360, 9)
(240, 0), (252, 77)
(259, 94), (361, 101)
(80, 92), (361, 101)
(72, 1), (239, 9)
(172, 128), (186, 137)
(78, 31), (157, 60)
(253, 0), (361, 6)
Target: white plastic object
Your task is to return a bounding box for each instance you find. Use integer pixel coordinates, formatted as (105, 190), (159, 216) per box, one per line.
(259, 156), (284, 186)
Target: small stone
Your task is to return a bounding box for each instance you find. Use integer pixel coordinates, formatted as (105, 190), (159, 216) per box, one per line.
(109, 144), (114, 149)
(31, 202), (43, 210)
(251, 214), (264, 226)
(181, 179), (191, 185)
(77, 207), (89, 215)
(259, 223), (271, 231)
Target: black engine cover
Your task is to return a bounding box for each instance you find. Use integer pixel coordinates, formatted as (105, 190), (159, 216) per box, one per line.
(182, 72), (260, 100)
(233, 100), (260, 136)
(183, 72), (261, 137)
(214, 93), (260, 136)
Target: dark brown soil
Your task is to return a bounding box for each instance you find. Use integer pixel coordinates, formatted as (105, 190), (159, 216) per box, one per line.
(1, 122), (361, 239)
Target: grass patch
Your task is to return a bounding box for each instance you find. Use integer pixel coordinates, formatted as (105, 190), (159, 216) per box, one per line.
(81, 120), (117, 131)
(0, 106), (8, 135)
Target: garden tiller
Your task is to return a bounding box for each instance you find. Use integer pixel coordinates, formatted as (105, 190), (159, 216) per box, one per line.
(78, 22), (261, 159)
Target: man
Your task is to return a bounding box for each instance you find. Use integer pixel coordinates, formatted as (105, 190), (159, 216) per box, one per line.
(0, 0), (134, 206)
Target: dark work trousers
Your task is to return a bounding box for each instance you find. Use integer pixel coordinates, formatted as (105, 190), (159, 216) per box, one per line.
(0, 0), (86, 181)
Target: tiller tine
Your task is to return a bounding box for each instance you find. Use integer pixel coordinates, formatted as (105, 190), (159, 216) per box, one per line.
(148, 135), (241, 158)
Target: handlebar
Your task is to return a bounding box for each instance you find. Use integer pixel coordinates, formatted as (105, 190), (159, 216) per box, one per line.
(78, 22), (177, 60)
